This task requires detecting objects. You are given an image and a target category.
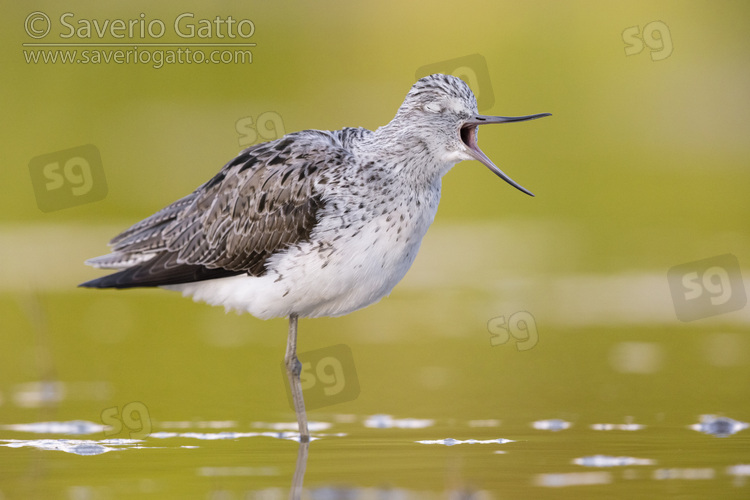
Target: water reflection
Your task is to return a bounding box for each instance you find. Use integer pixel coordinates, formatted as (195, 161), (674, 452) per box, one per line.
(727, 464), (750, 487)
(11, 381), (111, 408)
(291, 440), (309, 500)
(574, 455), (654, 467)
(416, 438), (515, 446)
(1, 438), (142, 455)
(591, 417), (644, 431)
(253, 421), (332, 432)
(364, 414), (434, 429)
(161, 420), (237, 429)
(198, 466), (279, 476)
(609, 342), (663, 374)
(691, 415), (749, 437)
(150, 431), (301, 440)
(531, 419), (571, 431)
(468, 419), (501, 427)
(653, 468), (715, 480)
(590, 423), (645, 431)
(535, 471), (612, 487)
(1, 420), (107, 435)
(2, 413), (749, 495)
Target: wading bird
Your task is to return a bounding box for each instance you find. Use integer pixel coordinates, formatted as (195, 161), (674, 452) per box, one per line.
(81, 74), (550, 441)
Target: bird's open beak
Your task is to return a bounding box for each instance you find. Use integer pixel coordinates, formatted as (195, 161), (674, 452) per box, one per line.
(460, 113), (551, 197)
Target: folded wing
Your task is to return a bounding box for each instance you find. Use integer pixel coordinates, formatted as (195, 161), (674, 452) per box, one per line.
(80, 131), (347, 289)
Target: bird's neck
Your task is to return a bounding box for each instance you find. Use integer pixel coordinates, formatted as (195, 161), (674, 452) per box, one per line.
(366, 120), (454, 183)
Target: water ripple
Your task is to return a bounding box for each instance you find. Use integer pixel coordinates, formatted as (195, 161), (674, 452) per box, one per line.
(0, 438), (143, 455)
(416, 438), (515, 446)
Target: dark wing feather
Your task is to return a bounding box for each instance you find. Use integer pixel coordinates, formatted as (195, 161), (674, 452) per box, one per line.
(80, 131), (345, 289)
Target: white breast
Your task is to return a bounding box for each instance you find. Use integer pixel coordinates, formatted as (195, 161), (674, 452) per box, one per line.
(167, 178), (441, 319)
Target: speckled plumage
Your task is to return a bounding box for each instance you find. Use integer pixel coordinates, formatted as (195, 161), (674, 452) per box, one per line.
(81, 74), (549, 319)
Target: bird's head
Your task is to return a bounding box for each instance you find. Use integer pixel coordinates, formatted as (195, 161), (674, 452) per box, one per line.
(389, 74), (550, 196)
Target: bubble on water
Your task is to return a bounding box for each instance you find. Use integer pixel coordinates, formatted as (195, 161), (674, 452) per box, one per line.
(691, 415), (749, 437)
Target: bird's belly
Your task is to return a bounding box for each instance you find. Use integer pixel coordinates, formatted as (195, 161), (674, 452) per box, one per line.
(167, 206), (434, 319)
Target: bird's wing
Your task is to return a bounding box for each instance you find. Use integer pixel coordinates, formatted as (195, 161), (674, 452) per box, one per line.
(81, 131), (349, 288)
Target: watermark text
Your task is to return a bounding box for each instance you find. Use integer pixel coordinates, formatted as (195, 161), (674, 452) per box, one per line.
(488, 311), (539, 351)
(668, 254), (746, 321)
(28, 144), (107, 212)
(623, 21), (673, 61)
(282, 344), (360, 410)
(101, 401), (151, 439)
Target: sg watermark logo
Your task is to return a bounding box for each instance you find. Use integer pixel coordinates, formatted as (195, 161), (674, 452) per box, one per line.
(236, 111), (285, 148)
(28, 144), (107, 212)
(101, 401), (151, 439)
(282, 344), (359, 410)
(623, 21), (673, 61)
(488, 311), (538, 351)
(416, 54), (495, 111)
(668, 254), (746, 322)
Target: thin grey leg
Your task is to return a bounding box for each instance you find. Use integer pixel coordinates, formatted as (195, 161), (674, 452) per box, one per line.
(285, 313), (310, 442)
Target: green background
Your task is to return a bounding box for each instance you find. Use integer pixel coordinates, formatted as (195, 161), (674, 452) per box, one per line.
(1, 1), (749, 498)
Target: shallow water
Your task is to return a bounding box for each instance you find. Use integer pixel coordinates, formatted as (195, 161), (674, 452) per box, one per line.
(1, 411), (749, 498)
(1, 286), (749, 499)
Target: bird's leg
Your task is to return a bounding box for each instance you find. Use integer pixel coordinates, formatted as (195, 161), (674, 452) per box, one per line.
(285, 313), (310, 442)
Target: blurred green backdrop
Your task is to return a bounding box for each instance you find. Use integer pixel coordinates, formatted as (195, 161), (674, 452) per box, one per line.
(1, 0), (749, 496)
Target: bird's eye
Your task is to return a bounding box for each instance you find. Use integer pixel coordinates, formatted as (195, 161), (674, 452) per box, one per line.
(424, 102), (442, 114)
